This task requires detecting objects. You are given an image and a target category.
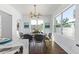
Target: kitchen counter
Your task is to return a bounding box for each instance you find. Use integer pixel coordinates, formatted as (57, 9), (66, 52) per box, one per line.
(0, 40), (23, 49)
(0, 40), (24, 54)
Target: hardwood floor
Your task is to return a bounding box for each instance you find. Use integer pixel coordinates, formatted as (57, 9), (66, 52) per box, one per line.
(29, 40), (44, 54)
(45, 41), (67, 54)
(29, 39), (67, 54)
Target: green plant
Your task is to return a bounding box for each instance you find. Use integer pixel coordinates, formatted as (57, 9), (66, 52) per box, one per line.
(62, 17), (71, 27)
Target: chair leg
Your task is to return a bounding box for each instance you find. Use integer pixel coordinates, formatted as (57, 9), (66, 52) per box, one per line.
(19, 46), (23, 54)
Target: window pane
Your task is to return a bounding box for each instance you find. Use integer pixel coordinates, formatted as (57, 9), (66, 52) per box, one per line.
(37, 20), (44, 32)
(55, 15), (62, 34)
(38, 20), (43, 25)
(31, 19), (44, 32)
(62, 5), (76, 39)
(31, 20), (37, 25)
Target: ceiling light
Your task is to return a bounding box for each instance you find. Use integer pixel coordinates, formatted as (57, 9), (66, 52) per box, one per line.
(30, 4), (41, 18)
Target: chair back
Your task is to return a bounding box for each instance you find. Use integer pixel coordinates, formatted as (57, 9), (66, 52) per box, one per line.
(34, 34), (44, 42)
(23, 34), (33, 41)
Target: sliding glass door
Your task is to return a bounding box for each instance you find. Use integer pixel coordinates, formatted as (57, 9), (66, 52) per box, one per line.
(54, 5), (76, 39)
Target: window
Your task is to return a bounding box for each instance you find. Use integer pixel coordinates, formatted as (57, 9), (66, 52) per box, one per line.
(31, 19), (43, 25)
(62, 5), (75, 39)
(31, 19), (44, 32)
(38, 20), (43, 25)
(54, 5), (76, 39)
(37, 20), (44, 32)
(31, 19), (37, 25)
(55, 15), (62, 34)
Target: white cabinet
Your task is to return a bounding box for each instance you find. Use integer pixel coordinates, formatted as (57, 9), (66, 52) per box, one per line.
(22, 39), (29, 54)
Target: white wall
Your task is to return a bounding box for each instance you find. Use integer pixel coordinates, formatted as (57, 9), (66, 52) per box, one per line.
(72, 5), (79, 53)
(52, 4), (77, 54)
(52, 4), (70, 16)
(43, 15), (52, 34)
(0, 4), (22, 41)
(19, 16), (31, 34)
(0, 11), (12, 39)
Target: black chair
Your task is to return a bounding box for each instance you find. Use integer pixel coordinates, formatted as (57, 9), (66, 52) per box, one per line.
(34, 34), (44, 43)
(14, 51), (19, 54)
(19, 46), (23, 54)
(14, 46), (23, 54)
(23, 34), (33, 42)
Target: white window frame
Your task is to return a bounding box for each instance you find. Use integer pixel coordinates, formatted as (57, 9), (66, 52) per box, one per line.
(54, 5), (76, 40)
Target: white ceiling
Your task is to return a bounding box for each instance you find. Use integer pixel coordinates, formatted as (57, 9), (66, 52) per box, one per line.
(10, 4), (61, 16)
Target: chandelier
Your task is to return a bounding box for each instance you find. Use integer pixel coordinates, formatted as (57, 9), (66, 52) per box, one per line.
(30, 5), (41, 18)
